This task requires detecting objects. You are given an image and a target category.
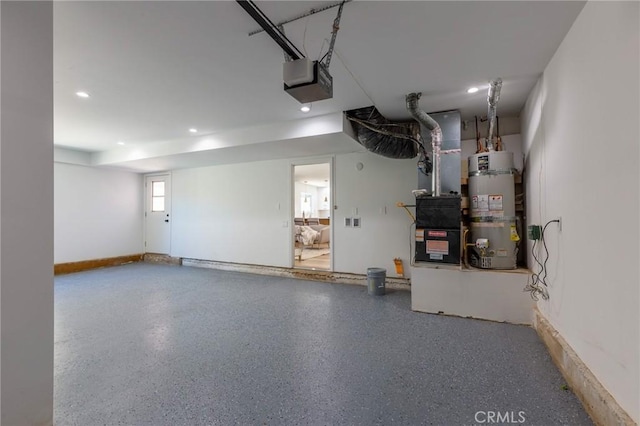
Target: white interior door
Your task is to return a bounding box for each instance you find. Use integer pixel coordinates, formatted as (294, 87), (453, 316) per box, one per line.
(145, 174), (171, 254)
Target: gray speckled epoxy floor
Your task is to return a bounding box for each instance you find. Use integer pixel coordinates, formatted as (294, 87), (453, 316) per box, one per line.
(54, 263), (592, 426)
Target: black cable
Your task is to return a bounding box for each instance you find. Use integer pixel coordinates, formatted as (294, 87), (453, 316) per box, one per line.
(525, 240), (545, 300)
(532, 240), (545, 282)
(525, 219), (559, 300)
(540, 220), (558, 286)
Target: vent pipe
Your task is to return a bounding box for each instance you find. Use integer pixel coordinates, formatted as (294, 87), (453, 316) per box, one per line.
(406, 92), (442, 197)
(486, 78), (502, 151)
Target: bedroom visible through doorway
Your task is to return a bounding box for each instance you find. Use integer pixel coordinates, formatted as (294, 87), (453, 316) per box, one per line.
(292, 163), (331, 271)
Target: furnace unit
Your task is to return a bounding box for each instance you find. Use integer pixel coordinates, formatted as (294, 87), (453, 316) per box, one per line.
(415, 196), (461, 264)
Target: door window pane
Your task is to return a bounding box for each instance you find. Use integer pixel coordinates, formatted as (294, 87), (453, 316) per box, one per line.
(151, 181), (165, 212)
(152, 197), (165, 212)
(152, 181), (165, 197)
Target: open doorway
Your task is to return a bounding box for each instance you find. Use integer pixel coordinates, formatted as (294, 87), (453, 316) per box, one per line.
(292, 163), (331, 270)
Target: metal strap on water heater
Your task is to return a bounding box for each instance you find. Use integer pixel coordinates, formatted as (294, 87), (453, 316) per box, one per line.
(468, 168), (517, 177)
(470, 216), (517, 223)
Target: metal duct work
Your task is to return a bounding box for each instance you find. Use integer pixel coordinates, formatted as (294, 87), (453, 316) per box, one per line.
(486, 78), (502, 151)
(346, 106), (421, 159)
(406, 93), (443, 197)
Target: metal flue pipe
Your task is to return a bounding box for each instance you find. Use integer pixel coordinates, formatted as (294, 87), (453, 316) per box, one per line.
(486, 78), (502, 151)
(406, 92), (443, 196)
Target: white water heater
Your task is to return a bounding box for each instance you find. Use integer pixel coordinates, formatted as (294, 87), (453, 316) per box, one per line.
(468, 151), (518, 269)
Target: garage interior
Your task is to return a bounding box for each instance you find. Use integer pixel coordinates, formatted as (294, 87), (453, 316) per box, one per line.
(1, 1), (638, 425)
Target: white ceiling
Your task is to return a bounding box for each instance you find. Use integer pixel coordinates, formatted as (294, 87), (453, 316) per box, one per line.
(54, 1), (585, 168)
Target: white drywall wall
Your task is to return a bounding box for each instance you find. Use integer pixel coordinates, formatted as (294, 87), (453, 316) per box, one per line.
(333, 153), (416, 278)
(520, 2), (639, 421)
(54, 163), (143, 263)
(171, 160), (292, 267)
(1, 2), (54, 424)
(170, 151), (416, 277)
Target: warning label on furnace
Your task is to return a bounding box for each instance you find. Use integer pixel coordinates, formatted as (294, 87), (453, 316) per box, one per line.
(489, 195), (503, 211)
(426, 240), (449, 255)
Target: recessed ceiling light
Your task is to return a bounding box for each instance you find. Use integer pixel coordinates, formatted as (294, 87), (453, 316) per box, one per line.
(189, 128), (198, 133)
(75, 91), (90, 98)
(117, 141), (125, 146)
(300, 104), (311, 113)
(467, 87), (479, 94)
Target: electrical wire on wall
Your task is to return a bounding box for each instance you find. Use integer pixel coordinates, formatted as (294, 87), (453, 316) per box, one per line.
(524, 219), (560, 300)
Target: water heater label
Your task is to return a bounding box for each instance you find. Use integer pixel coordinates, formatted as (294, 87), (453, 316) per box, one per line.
(472, 194), (489, 211)
(426, 240), (449, 255)
(478, 155), (489, 171)
(489, 195), (503, 211)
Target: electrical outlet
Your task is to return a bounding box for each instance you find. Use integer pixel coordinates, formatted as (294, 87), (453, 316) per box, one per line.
(527, 225), (541, 240)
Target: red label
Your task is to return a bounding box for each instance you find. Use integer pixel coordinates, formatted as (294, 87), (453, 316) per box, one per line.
(427, 230), (447, 238)
(426, 240), (449, 255)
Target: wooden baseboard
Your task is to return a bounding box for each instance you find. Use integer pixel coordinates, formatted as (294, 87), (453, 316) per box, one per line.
(533, 308), (635, 426)
(54, 254), (143, 275)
